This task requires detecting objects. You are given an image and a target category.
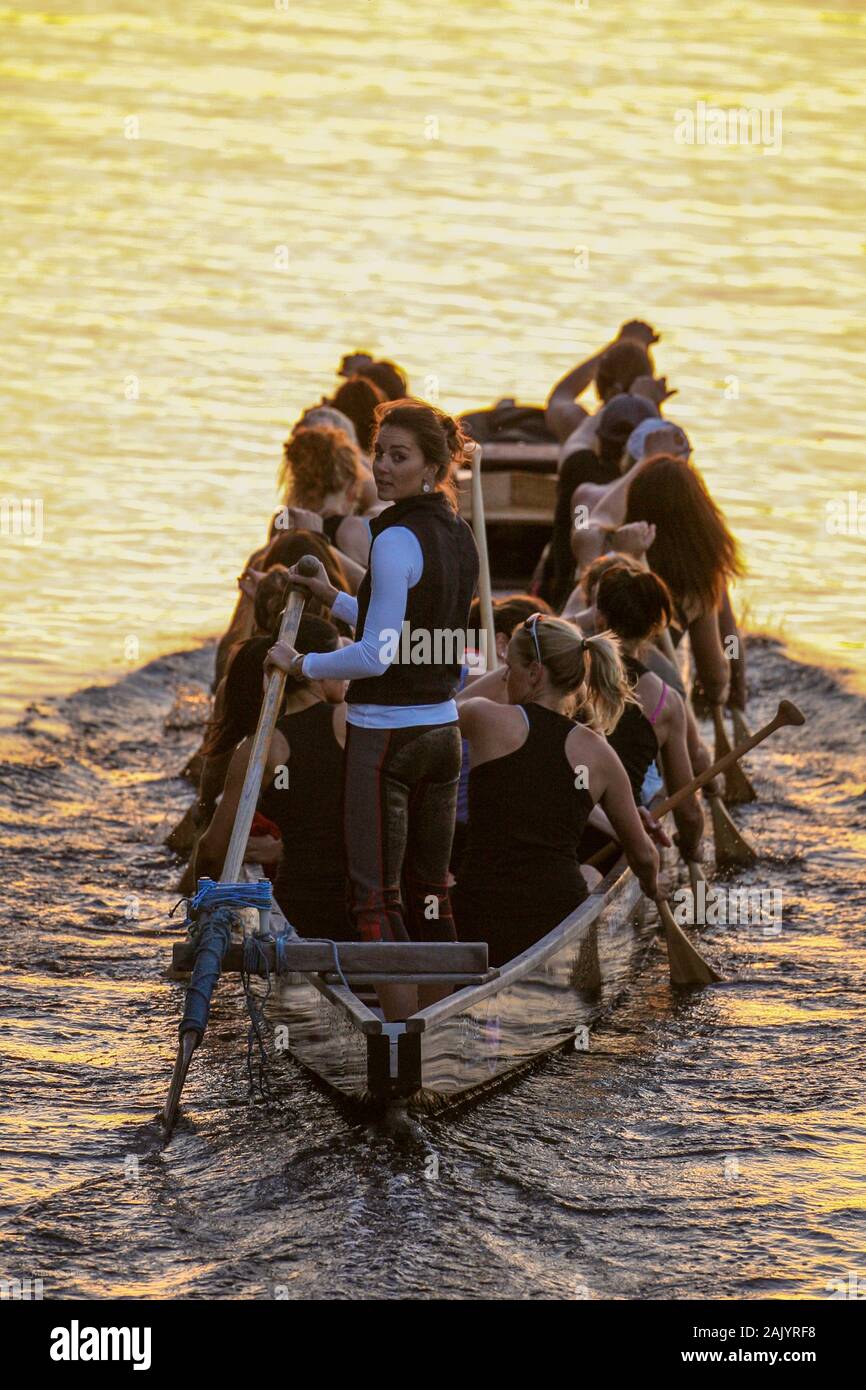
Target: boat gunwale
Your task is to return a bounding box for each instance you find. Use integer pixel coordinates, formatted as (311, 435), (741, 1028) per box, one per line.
(403, 847), (637, 1035)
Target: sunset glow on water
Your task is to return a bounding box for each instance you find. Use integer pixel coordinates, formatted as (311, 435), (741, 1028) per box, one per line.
(1, 1), (865, 1311)
(1, 0), (865, 721)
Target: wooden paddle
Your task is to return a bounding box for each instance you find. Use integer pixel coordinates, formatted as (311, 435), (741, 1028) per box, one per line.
(468, 440), (498, 671)
(654, 700), (804, 820)
(162, 555), (318, 1136)
(706, 791), (756, 867)
(712, 705), (757, 804)
(656, 897), (723, 986)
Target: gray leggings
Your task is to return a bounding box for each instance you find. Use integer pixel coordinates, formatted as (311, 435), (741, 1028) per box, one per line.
(342, 721), (461, 943)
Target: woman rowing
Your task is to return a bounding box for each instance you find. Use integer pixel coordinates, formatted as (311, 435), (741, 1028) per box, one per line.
(572, 452), (746, 709)
(566, 552), (716, 788)
(450, 593), (555, 872)
(577, 563), (704, 864)
(196, 615), (351, 940)
(452, 615), (663, 968)
(217, 530), (354, 686)
(276, 425), (372, 569)
(267, 398), (480, 1017)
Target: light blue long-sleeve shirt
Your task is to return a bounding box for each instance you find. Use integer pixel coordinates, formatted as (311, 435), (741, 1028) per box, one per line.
(301, 525), (458, 729)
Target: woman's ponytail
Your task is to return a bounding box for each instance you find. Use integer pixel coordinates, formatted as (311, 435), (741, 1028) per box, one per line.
(576, 631), (637, 734)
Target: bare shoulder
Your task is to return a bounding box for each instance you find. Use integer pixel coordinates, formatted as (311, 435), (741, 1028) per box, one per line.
(564, 722), (621, 794)
(459, 696), (521, 732)
(636, 667), (664, 708)
(565, 721), (610, 765)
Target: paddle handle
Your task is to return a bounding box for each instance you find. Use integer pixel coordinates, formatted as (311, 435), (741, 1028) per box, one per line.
(653, 699), (805, 821)
(220, 557), (317, 883)
(469, 441), (498, 670)
(712, 703), (732, 758)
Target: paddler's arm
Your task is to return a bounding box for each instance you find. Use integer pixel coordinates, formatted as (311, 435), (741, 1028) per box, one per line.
(546, 321), (660, 443)
(196, 732), (286, 881)
(584, 737), (660, 899)
(545, 348), (606, 442)
(656, 691), (704, 860)
(456, 665), (508, 702)
(688, 607), (730, 707)
(717, 584), (747, 709)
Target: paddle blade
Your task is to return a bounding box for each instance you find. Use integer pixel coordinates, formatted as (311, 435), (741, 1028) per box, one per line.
(708, 793), (757, 868)
(658, 899), (723, 987)
(778, 699), (806, 727)
(723, 758), (757, 805)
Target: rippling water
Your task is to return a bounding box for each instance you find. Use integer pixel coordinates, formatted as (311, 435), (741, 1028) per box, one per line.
(2, 0), (866, 725)
(1, 638), (863, 1297)
(2, 0), (865, 1301)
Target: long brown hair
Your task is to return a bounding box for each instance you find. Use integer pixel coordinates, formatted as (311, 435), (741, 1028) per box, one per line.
(625, 455), (743, 616)
(510, 614), (636, 734)
(372, 397), (465, 509)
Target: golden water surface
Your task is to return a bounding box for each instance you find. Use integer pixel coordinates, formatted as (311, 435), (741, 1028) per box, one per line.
(1, 0), (865, 720)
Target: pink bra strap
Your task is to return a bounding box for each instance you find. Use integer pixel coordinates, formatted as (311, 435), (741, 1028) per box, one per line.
(649, 682), (668, 726)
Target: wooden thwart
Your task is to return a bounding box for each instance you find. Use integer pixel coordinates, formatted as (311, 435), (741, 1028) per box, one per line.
(172, 939), (490, 977)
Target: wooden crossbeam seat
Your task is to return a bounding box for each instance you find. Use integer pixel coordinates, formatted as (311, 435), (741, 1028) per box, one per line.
(171, 939), (495, 986)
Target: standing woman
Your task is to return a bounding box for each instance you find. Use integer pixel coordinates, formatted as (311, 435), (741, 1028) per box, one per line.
(268, 399), (480, 1014)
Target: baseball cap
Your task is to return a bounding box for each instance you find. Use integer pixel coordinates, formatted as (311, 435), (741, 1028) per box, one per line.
(626, 417), (691, 461)
(597, 394), (660, 444)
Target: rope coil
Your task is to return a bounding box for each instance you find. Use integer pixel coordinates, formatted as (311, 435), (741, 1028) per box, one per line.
(174, 876), (273, 931)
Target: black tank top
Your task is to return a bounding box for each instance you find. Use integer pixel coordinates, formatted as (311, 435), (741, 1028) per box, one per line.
(321, 513), (344, 546)
(607, 655), (658, 803)
(258, 701), (345, 901)
(454, 703), (594, 964)
(461, 705), (593, 886)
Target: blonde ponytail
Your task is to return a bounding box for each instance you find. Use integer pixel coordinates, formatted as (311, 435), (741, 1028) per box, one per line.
(576, 630), (637, 734)
(512, 616), (637, 733)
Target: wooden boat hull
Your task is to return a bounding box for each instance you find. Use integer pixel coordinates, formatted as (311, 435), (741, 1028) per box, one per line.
(264, 845), (669, 1115)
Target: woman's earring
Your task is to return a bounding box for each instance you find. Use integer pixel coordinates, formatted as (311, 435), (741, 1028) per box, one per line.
(422, 479), (432, 493)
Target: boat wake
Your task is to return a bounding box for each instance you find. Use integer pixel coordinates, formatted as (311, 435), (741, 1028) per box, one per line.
(0, 635), (863, 1299)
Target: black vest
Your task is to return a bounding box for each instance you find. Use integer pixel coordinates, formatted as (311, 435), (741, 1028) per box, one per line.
(347, 492), (479, 707)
